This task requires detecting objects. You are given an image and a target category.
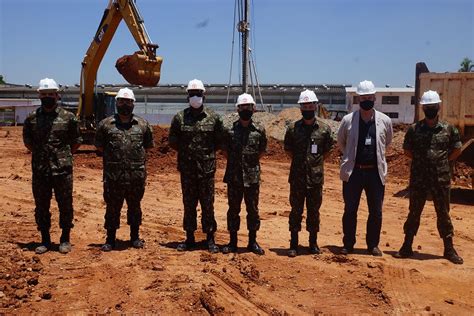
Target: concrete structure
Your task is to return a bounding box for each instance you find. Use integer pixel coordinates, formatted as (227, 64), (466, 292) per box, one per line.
(346, 87), (415, 124)
(0, 83), (349, 125)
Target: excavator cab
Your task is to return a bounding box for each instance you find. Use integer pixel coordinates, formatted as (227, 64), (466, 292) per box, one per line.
(80, 91), (117, 144)
(95, 92), (117, 123)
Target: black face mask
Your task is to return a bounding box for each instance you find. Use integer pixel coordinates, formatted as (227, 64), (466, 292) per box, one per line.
(301, 110), (316, 120)
(423, 107), (439, 120)
(41, 97), (56, 109)
(238, 110), (253, 121)
(360, 100), (374, 111)
(116, 105), (133, 116)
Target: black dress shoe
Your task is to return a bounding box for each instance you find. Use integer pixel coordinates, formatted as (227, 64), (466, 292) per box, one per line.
(101, 243), (113, 252)
(247, 242), (265, 255)
(340, 247), (353, 255)
(222, 244), (238, 254)
(309, 244), (321, 255)
(288, 248), (297, 258)
(394, 245), (414, 258)
(368, 247), (382, 257)
(132, 239), (145, 249)
(177, 240), (195, 252)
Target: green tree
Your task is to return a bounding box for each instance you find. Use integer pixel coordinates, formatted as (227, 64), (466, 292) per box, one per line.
(0, 75), (5, 84)
(458, 57), (474, 72)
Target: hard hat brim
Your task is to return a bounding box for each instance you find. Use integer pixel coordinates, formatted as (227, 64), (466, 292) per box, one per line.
(186, 88), (206, 92)
(37, 88), (59, 93)
(356, 91), (376, 96)
(420, 101), (441, 105)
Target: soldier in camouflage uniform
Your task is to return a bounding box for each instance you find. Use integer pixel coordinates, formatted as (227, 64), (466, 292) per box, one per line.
(221, 93), (267, 255)
(395, 90), (463, 264)
(284, 90), (333, 257)
(169, 79), (223, 253)
(23, 78), (82, 254)
(95, 88), (154, 252)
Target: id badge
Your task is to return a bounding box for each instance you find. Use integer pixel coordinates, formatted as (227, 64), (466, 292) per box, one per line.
(311, 144), (318, 154)
(365, 137), (372, 146)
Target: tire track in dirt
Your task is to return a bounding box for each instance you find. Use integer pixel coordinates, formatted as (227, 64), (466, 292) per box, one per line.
(209, 270), (270, 314)
(382, 264), (425, 313)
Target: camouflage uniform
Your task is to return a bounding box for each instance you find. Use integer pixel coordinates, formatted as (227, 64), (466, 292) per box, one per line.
(284, 118), (333, 232)
(23, 106), (82, 231)
(169, 107), (223, 233)
(222, 120), (267, 232)
(95, 114), (154, 230)
(402, 119), (462, 238)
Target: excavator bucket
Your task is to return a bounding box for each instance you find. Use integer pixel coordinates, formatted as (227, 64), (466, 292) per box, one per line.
(115, 51), (163, 86)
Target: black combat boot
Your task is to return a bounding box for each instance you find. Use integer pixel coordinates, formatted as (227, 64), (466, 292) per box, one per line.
(288, 231), (298, 258)
(101, 229), (116, 252)
(130, 225), (144, 249)
(394, 234), (414, 258)
(309, 232), (321, 255)
(443, 236), (463, 264)
(59, 228), (72, 254)
(247, 230), (264, 255)
(222, 231), (238, 254)
(35, 229), (51, 255)
(207, 232), (219, 253)
(177, 231), (196, 252)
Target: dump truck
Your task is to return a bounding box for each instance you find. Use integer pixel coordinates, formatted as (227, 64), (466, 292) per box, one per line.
(77, 0), (163, 142)
(415, 62), (474, 187)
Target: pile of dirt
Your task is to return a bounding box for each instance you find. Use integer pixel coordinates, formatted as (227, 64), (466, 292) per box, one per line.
(262, 138), (289, 162)
(74, 126), (178, 173)
(146, 126), (177, 173)
(73, 121), (471, 187)
(386, 126), (411, 180)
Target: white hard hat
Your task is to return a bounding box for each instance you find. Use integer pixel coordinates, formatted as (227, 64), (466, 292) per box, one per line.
(186, 79), (206, 92)
(115, 87), (135, 101)
(236, 93), (256, 107)
(297, 89), (318, 104)
(420, 90), (442, 105)
(37, 78), (59, 92)
(356, 80), (376, 95)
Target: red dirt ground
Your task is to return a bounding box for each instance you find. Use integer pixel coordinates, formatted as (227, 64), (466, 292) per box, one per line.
(0, 126), (473, 314)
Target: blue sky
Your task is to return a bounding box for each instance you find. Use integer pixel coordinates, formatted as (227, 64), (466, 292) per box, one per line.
(0, 0), (472, 87)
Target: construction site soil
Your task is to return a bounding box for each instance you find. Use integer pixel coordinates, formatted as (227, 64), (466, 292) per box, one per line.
(0, 117), (473, 314)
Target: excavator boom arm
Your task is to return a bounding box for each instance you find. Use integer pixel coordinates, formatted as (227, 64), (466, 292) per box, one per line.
(78, 0), (162, 120)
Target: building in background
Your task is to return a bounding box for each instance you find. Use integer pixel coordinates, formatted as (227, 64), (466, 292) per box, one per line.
(0, 98), (39, 126)
(0, 83), (350, 125)
(346, 87), (415, 124)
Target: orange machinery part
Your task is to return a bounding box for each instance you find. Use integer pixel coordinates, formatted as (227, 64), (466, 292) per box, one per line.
(115, 51), (162, 86)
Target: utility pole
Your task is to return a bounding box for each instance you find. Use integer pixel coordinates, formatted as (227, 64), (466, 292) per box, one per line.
(238, 0), (250, 93)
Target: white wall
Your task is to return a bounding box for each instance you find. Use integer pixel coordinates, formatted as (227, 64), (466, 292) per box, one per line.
(0, 99), (40, 124)
(346, 90), (414, 124)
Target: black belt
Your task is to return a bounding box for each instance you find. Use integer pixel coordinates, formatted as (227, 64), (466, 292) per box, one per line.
(355, 164), (376, 169)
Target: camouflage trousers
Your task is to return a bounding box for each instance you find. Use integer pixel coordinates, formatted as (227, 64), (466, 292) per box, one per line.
(289, 184), (322, 232)
(103, 178), (145, 230)
(180, 174), (217, 233)
(404, 184), (454, 238)
(227, 183), (260, 232)
(32, 172), (74, 231)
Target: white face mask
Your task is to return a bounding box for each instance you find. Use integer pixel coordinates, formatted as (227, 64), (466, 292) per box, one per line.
(189, 96), (203, 109)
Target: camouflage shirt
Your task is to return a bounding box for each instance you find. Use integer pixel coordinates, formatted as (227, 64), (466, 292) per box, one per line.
(23, 106), (82, 176)
(168, 107), (223, 177)
(95, 114), (154, 182)
(223, 120), (267, 186)
(403, 119), (462, 186)
(284, 118), (333, 187)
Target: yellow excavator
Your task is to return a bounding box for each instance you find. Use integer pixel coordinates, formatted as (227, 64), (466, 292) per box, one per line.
(77, 0), (163, 142)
